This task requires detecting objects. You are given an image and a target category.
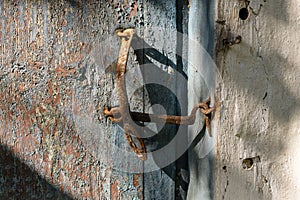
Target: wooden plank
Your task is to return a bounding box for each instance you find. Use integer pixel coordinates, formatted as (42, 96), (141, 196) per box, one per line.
(141, 0), (185, 199)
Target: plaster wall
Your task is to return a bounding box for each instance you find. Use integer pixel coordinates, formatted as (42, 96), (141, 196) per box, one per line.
(215, 0), (300, 199)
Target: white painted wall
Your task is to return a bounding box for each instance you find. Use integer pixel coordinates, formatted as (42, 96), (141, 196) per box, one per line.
(215, 0), (300, 199)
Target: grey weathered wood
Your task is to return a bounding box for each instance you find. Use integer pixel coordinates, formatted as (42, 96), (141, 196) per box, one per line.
(0, 0), (191, 199)
(0, 0), (146, 199)
(142, 1), (179, 199)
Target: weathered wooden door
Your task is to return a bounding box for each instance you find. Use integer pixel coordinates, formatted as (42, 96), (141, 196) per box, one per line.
(0, 0), (196, 199)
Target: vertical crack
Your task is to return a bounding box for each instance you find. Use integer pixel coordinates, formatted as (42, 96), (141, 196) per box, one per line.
(222, 166), (229, 200)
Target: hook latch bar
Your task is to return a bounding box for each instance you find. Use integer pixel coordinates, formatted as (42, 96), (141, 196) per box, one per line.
(105, 28), (219, 161)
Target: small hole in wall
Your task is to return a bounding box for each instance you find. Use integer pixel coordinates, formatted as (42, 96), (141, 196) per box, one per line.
(242, 156), (261, 170)
(242, 158), (254, 170)
(239, 8), (249, 20)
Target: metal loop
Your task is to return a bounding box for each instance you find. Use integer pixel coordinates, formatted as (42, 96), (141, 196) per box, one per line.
(103, 28), (220, 160)
(124, 124), (147, 160)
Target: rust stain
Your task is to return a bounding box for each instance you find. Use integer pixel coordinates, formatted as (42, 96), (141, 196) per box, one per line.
(0, 0), (146, 199)
(133, 173), (143, 200)
(133, 174), (141, 187)
(129, 1), (138, 18)
(61, 19), (67, 27)
(111, 180), (120, 200)
(28, 61), (44, 70)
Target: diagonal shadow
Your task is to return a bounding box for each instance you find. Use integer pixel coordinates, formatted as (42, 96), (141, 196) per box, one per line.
(224, 42), (299, 126)
(0, 144), (73, 199)
(130, 34), (193, 198)
(132, 34), (182, 172)
(132, 34), (187, 79)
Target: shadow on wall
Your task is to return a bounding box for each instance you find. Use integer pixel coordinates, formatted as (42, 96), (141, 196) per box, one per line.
(132, 34), (189, 192)
(216, 2), (298, 127)
(214, 5), (298, 195)
(131, 33), (185, 154)
(0, 144), (73, 199)
(215, 42), (298, 165)
(224, 41), (298, 126)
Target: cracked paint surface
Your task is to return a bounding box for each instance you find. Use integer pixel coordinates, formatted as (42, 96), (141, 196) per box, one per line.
(0, 0), (145, 199)
(0, 0), (190, 199)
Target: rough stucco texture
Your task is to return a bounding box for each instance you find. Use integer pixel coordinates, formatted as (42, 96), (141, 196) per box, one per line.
(215, 0), (300, 199)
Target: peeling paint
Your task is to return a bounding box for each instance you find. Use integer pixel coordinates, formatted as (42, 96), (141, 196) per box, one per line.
(0, 0), (146, 199)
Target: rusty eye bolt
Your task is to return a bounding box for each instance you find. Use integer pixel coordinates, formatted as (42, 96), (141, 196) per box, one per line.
(103, 28), (219, 160)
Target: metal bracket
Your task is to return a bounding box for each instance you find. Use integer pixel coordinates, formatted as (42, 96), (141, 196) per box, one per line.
(103, 28), (219, 160)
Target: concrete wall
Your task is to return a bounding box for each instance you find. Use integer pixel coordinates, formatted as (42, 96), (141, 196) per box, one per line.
(214, 0), (300, 199)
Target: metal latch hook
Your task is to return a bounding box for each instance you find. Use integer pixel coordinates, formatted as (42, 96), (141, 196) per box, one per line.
(104, 28), (219, 160)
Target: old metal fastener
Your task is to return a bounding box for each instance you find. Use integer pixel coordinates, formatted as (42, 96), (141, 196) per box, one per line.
(106, 28), (219, 161)
(223, 35), (242, 47)
(103, 98), (217, 133)
(113, 28), (147, 160)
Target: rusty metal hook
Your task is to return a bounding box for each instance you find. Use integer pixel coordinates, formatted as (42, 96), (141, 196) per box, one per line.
(104, 28), (219, 161)
(113, 28), (147, 160)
